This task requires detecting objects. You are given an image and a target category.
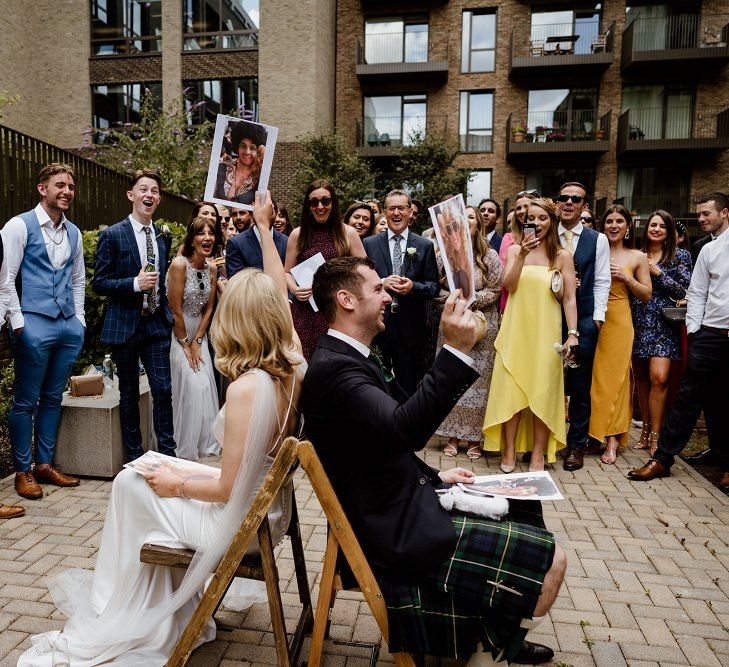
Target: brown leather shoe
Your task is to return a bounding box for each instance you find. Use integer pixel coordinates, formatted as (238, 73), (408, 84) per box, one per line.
(0, 503), (26, 519)
(563, 448), (585, 471)
(719, 472), (729, 495)
(584, 440), (604, 455)
(627, 459), (670, 481)
(15, 471), (43, 500)
(33, 465), (80, 487)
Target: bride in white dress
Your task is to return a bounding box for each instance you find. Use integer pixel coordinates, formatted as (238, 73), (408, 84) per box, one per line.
(166, 217), (221, 460)
(18, 193), (304, 666)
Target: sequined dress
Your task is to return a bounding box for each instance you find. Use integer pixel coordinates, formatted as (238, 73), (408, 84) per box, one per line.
(290, 227), (339, 360)
(167, 259), (221, 460)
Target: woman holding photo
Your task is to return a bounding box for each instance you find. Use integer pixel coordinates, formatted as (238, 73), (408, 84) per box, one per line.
(214, 121), (266, 207)
(436, 206), (502, 460)
(285, 179), (366, 360)
(483, 198), (577, 471)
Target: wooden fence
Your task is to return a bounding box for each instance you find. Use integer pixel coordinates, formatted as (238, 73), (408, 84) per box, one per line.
(0, 124), (194, 230)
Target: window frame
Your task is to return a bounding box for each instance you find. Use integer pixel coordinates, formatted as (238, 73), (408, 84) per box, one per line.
(466, 170), (493, 206)
(91, 81), (163, 141)
(461, 9), (497, 73)
(363, 15), (429, 64)
(182, 0), (259, 52)
(459, 90), (495, 153)
(362, 94), (428, 147)
(183, 77), (259, 124)
(90, 0), (163, 56)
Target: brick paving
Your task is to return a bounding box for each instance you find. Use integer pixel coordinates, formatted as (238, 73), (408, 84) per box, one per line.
(0, 430), (728, 666)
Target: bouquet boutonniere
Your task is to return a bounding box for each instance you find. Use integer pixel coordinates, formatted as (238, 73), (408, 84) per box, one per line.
(404, 246), (417, 272)
(156, 223), (171, 240)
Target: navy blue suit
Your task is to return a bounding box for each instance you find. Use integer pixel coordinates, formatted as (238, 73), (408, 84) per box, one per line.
(225, 227), (287, 278)
(363, 230), (439, 396)
(489, 231), (503, 254)
(92, 217), (176, 460)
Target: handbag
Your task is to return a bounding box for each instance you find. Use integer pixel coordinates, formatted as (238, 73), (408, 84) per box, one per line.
(550, 270), (564, 303)
(69, 365), (104, 397)
(661, 306), (687, 324)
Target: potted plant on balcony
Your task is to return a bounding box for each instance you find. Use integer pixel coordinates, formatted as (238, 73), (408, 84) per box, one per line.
(535, 126), (547, 143)
(511, 121), (528, 143)
(594, 127), (605, 140)
(546, 129), (567, 142)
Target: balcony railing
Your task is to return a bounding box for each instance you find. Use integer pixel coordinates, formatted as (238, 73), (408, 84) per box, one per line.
(510, 109), (610, 143)
(356, 36), (448, 83)
(356, 115), (447, 154)
(183, 30), (258, 51)
(513, 20), (613, 58)
(612, 196), (694, 223)
(622, 14), (729, 73)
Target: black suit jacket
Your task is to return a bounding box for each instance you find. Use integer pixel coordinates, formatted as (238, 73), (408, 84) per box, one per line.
(225, 227), (288, 278)
(691, 234), (712, 266)
(302, 334), (479, 579)
(363, 231), (439, 345)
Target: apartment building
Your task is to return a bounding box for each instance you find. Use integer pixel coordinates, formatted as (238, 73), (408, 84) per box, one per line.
(336, 0), (729, 224)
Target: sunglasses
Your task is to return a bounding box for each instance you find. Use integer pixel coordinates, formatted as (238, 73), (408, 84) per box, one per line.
(517, 189), (539, 198)
(196, 270), (206, 291)
(445, 220), (462, 236)
(221, 216), (231, 222)
(580, 216), (594, 224)
(309, 197), (332, 208)
(556, 195), (585, 204)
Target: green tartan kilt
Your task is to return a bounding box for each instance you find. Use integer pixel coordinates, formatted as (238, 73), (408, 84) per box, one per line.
(380, 512), (556, 661)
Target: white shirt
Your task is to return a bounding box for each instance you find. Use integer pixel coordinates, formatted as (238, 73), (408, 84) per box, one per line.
(252, 226), (275, 245)
(1, 203), (85, 330)
(387, 227), (410, 270)
(558, 221), (610, 322)
(686, 228), (729, 334)
(130, 215), (160, 303)
(487, 230), (496, 242)
(327, 328), (474, 368)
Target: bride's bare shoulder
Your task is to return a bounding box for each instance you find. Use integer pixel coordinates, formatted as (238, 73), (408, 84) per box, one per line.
(225, 372), (259, 404)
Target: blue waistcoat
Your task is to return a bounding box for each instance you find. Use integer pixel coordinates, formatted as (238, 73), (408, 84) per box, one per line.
(18, 209), (79, 319)
(572, 226), (598, 320)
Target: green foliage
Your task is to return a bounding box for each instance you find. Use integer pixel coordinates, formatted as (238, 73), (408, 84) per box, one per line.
(90, 95), (214, 200)
(384, 130), (471, 231)
(0, 363), (14, 425)
(74, 220), (187, 373)
(0, 91), (19, 121)
(290, 132), (377, 222)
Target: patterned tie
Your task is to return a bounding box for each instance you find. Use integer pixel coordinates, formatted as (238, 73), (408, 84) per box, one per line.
(369, 349), (394, 383)
(563, 230), (575, 255)
(390, 234), (403, 313)
(144, 226), (158, 313)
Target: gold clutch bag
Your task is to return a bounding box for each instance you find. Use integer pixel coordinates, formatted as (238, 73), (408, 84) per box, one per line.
(69, 366), (104, 397)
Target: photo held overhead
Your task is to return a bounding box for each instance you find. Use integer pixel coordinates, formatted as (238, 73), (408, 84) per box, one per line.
(204, 114), (278, 212)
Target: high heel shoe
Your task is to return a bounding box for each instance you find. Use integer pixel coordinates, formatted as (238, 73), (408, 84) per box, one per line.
(633, 424), (651, 450)
(601, 441), (619, 465)
(649, 431), (659, 457)
(500, 462), (515, 473)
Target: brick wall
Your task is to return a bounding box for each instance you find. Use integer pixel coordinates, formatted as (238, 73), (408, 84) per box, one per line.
(268, 141), (308, 212)
(89, 57), (163, 85)
(181, 51), (258, 81)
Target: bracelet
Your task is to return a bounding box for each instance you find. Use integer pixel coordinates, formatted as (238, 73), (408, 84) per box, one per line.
(567, 329), (580, 337)
(176, 335), (189, 346)
(180, 479), (189, 499)
(630, 279), (638, 289)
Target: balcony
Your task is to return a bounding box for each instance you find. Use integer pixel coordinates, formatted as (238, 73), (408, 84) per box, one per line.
(356, 115), (447, 157)
(509, 21), (614, 83)
(360, 0), (449, 11)
(611, 196), (694, 225)
(506, 110), (611, 164)
(617, 107), (729, 163)
(622, 14), (729, 78)
(356, 36), (448, 88)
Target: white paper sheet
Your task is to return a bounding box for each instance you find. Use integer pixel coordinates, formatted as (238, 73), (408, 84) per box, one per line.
(290, 252), (326, 312)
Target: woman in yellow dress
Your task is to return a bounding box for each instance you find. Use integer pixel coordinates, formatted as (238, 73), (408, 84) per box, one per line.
(483, 198), (579, 471)
(590, 205), (651, 464)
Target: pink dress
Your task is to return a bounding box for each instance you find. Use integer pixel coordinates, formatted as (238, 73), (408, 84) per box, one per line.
(498, 232), (515, 313)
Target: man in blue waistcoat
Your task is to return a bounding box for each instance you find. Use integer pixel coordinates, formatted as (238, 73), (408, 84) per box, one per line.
(556, 182), (610, 471)
(2, 163), (85, 502)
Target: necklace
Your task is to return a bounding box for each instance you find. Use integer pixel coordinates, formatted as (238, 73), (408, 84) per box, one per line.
(42, 224), (65, 246)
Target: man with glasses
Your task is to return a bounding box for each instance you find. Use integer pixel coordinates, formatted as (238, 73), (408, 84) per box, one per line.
(478, 198), (503, 252)
(363, 190), (439, 397)
(556, 182), (610, 471)
(93, 169), (177, 463)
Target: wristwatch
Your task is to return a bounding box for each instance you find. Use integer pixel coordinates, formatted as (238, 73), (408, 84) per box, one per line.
(567, 329), (580, 337)
(195, 336), (204, 345)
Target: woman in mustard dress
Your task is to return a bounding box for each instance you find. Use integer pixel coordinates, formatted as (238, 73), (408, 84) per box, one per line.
(590, 205), (651, 464)
(483, 198), (579, 471)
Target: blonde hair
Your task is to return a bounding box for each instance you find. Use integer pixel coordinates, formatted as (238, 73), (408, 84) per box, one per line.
(211, 269), (299, 381)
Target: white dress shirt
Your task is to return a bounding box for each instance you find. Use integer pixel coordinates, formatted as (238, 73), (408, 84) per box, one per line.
(686, 228), (729, 334)
(0, 254), (9, 323)
(327, 328), (474, 368)
(130, 215), (160, 303)
(558, 221), (610, 322)
(387, 227), (410, 270)
(1, 203), (85, 330)
(487, 230), (496, 243)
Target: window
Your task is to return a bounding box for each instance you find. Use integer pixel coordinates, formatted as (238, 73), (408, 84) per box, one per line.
(183, 0), (258, 50)
(184, 78), (258, 124)
(363, 95), (427, 147)
(467, 171), (492, 206)
(625, 4), (699, 51)
(461, 10), (496, 72)
(530, 5), (601, 56)
(617, 166), (691, 221)
(364, 17), (428, 64)
(524, 168), (596, 200)
(622, 85), (693, 139)
(459, 91), (494, 152)
(527, 88), (597, 141)
(92, 83), (162, 141)
(91, 0), (162, 55)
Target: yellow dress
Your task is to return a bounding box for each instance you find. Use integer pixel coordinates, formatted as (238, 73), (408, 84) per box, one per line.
(588, 281), (633, 446)
(483, 265), (566, 463)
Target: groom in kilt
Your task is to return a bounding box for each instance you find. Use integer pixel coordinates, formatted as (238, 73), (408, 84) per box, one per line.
(302, 257), (566, 663)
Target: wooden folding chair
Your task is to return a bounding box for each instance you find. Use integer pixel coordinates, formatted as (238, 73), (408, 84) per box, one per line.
(297, 441), (416, 667)
(139, 436), (313, 666)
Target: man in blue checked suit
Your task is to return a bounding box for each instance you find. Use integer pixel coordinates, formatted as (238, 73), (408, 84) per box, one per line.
(92, 169), (176, 462)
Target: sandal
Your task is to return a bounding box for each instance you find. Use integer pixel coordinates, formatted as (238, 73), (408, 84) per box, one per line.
(634, 424), (651, 450)
(466, 443), (482, 460)
(601, 442), (619, 465)
(649, 431), (659, 458)
(443, 439), (459, 457)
